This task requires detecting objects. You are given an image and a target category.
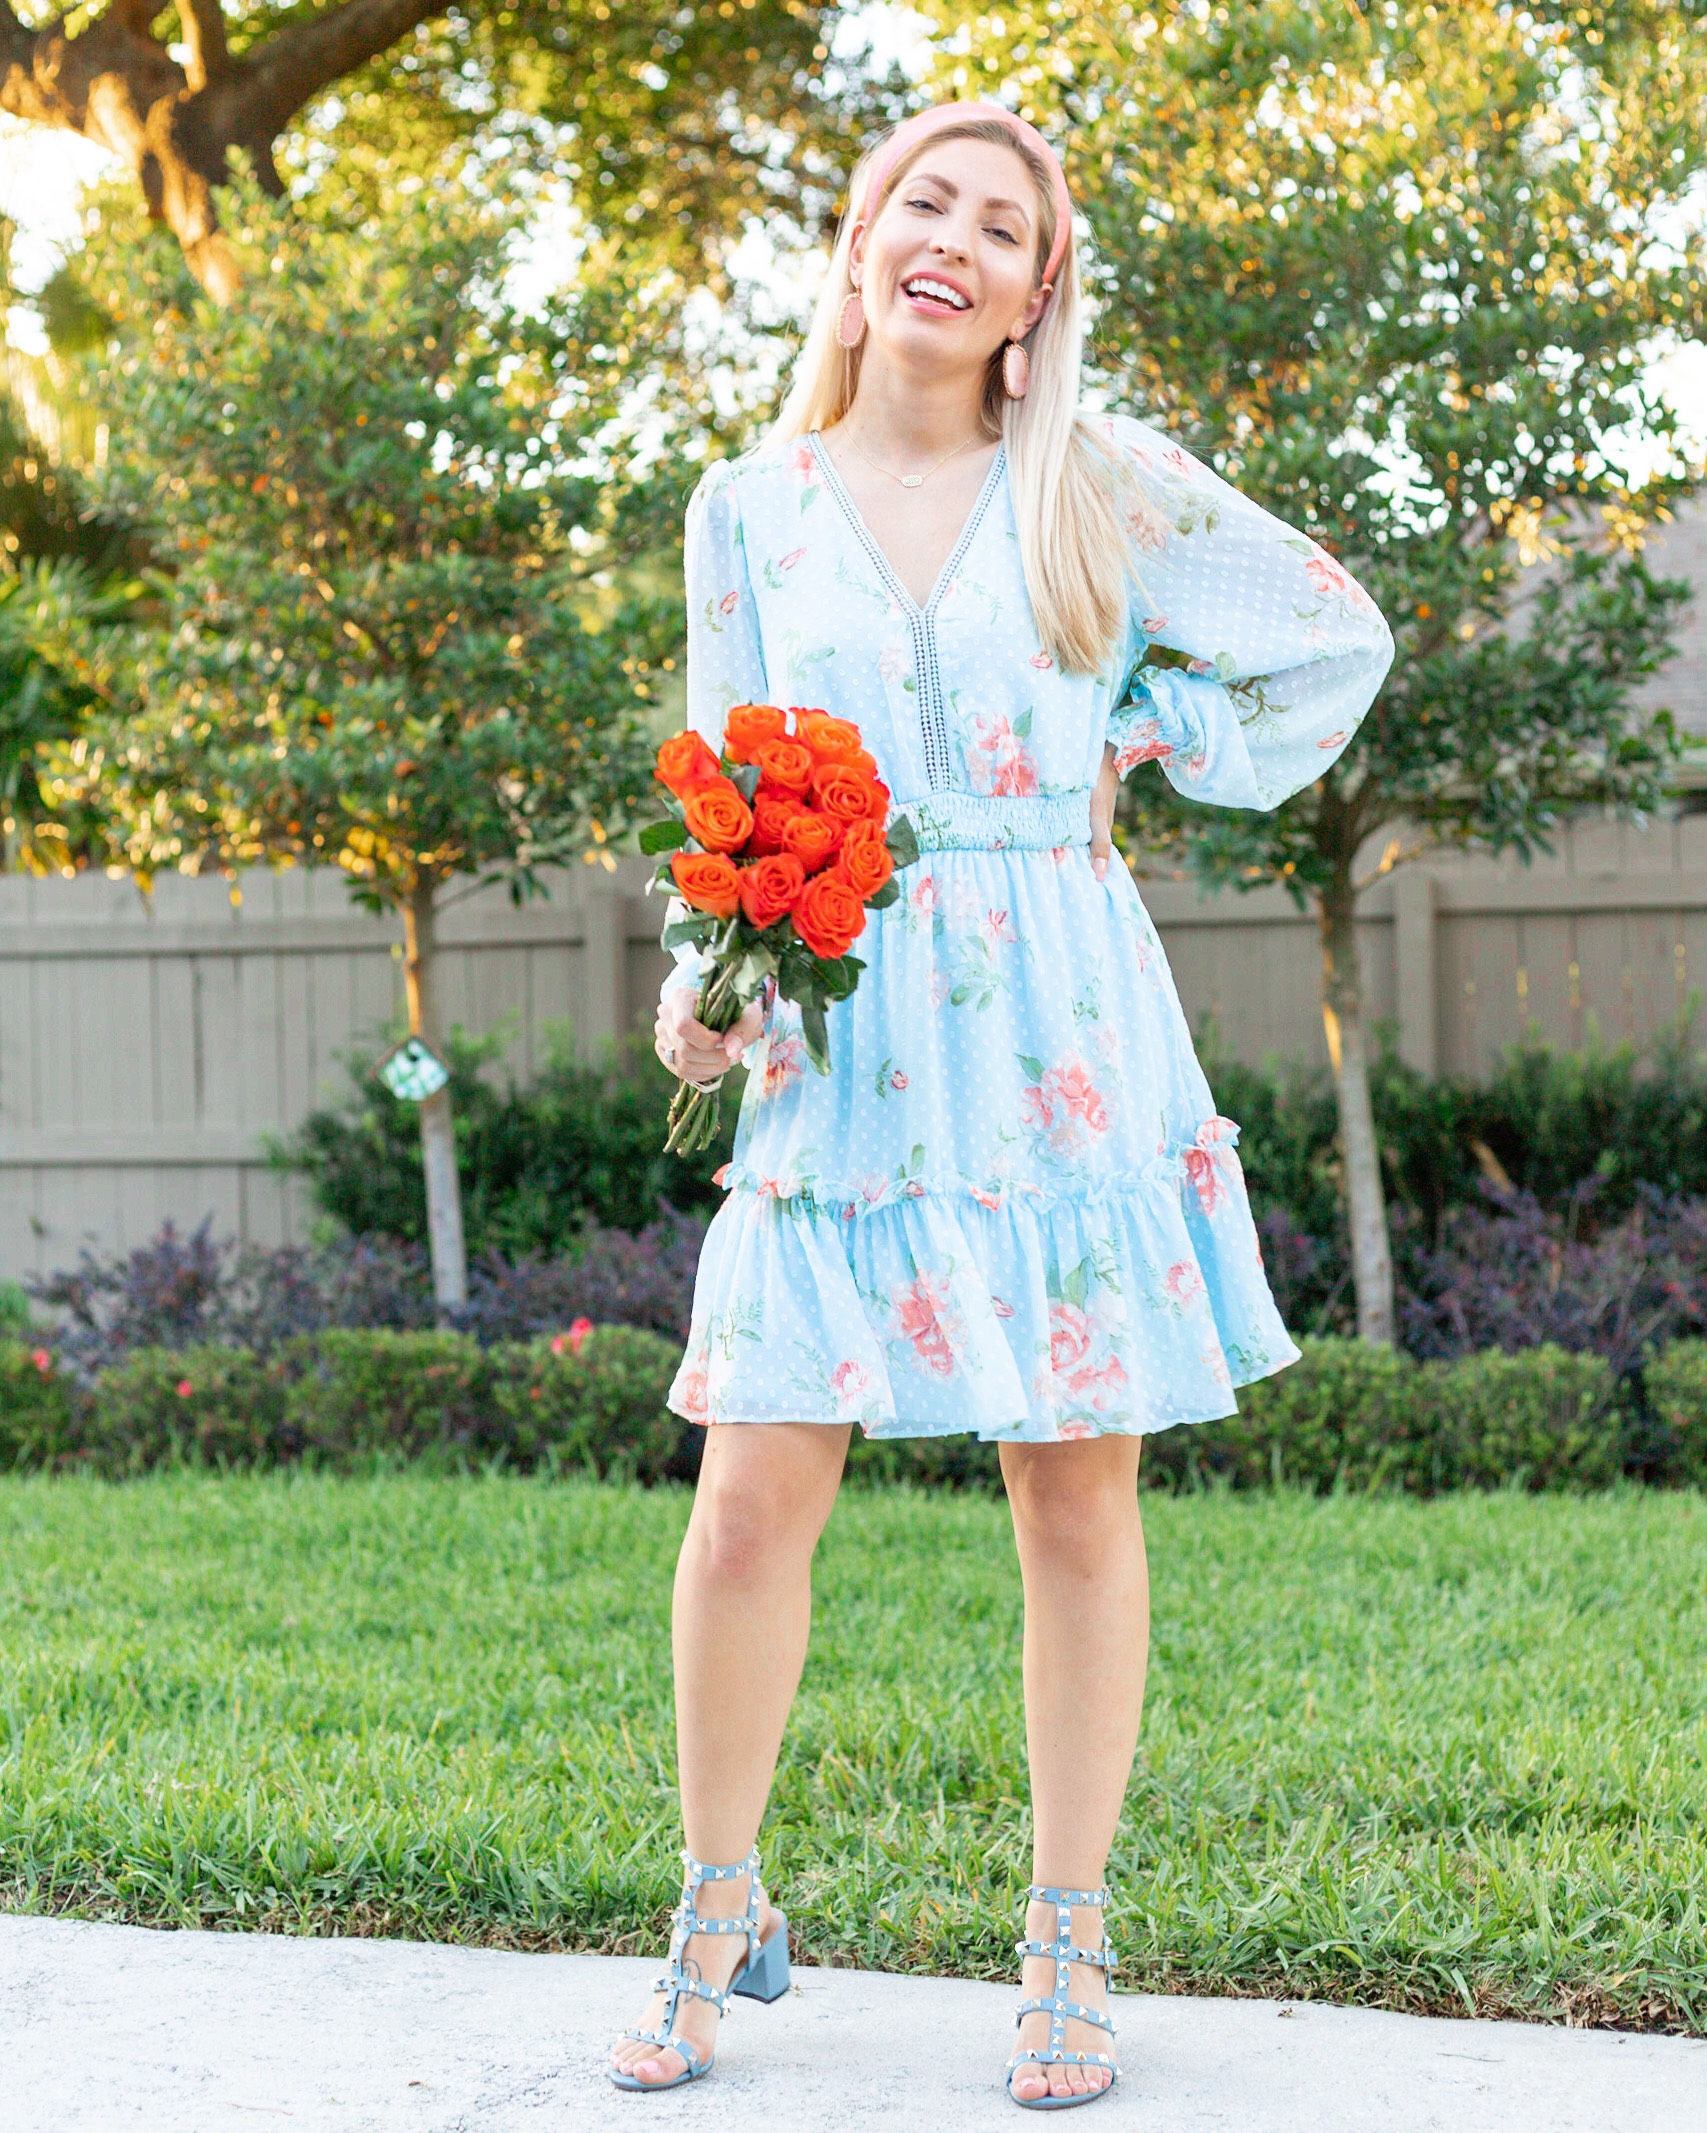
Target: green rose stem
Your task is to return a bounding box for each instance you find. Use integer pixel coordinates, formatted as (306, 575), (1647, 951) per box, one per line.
(664, 956), (755, 1157)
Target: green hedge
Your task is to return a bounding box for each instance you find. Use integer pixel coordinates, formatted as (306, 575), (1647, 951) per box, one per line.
(1142, 1341), (1625, 1494)
(0, 1341), (78, 1469)
(487, 1326), (691, 1483)
(1646, 1341), (1707, 1488)
(86, 1346), (288, 1475)
(282, 1329), (488, 1467)
(3, 1333), (1703, 1491)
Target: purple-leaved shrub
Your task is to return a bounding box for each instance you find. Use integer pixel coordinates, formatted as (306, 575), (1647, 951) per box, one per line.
(1396, 1185), (1707, 1376)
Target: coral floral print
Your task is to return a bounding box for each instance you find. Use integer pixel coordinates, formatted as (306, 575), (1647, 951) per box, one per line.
(664, 409), (1393, 1442)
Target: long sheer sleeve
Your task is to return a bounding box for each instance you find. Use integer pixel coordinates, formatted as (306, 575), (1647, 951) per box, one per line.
(660, 459), (771, 1004)
(1100, 413), (1394, 810)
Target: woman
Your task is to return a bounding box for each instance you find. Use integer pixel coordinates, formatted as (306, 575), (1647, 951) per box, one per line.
(614, 102), (1393, 2108)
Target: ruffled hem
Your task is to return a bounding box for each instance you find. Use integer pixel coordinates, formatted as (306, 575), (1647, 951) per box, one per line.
(669, 1124), (1298, 1444)
(718, 1118), (1241, 1220)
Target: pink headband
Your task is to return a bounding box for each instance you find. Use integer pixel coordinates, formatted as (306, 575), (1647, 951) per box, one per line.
(856, 100), (1074, 294)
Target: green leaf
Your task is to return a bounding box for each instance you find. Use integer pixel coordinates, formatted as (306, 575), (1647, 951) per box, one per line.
(866, 879), (901, 910)
(638, 817), (687, 854)
(730, 948), (776, 997)
(885, 815), (921, 868)
(1012, 706), (1033, 740)
(724, 761), (760, 802)
(801, 998), (831, 1074)
(661, 915), (715, 951)
(1017, 1053), (1045, 1083)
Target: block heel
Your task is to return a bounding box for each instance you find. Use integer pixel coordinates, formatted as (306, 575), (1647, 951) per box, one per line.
(730, 1910), (790, 2003)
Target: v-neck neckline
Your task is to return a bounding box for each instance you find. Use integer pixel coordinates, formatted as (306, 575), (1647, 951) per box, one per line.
(809, 429), (1006, 621)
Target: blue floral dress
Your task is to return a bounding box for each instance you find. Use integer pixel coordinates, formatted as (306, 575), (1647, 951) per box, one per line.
(664, 414), (1393, 1442)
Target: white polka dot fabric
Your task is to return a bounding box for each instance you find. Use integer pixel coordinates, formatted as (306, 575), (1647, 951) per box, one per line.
(664, 416), (1394, 1442)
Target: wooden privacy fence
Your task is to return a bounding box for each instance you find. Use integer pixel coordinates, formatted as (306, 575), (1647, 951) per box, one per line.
(0, 808), (1701, 1283)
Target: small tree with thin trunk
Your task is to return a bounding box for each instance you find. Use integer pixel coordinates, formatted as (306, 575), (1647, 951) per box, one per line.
(919, 0), (1706, 1340)
(53, 172), (677, 1307)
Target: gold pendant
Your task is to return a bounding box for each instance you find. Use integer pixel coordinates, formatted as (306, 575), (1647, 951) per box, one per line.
(900, 474), (923, 488)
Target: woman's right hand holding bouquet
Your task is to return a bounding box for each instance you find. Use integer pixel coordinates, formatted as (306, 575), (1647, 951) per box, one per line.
(645, 703), (918, 1154)
(654, 989), (764, 1092)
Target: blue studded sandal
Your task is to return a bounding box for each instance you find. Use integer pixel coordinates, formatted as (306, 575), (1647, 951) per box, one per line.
(1006, 1883), (1119, 2111)
(610, 1845), (790, 2092)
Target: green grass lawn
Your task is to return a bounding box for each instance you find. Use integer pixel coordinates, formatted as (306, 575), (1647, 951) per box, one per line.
(1, 1475), (1703, 2032)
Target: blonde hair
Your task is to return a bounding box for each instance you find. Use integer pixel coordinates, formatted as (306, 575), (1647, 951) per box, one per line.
(768, 116), (1135, 677)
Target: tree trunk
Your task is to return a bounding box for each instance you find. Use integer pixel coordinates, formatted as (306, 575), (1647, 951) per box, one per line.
(401, 876), (467, 1314)
(1318, 866), (1395, 1344)
(0, 0), (442, 300)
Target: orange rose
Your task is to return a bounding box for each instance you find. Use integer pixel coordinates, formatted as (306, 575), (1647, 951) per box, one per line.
(796, 712), (864, 762)
(780, 810), (843, 873)
(838, 819), (894, 900)
(811, 762), (882, 828)
(655, 730), (720, 797)
(754, 738), (816, 795)
(682, 777), (755, 855)
(859, 774), (892, 822)
(723, 702), (789, 763)
(793, 868), (866, 959)
(748, 787), (807, 855)
(738, 853), (806, 930)
(670, 850), (741, 917)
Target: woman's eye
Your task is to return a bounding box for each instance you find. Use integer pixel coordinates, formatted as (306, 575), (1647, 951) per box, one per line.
(904, 195), (940, 213)
(987, 226), (1018, 244)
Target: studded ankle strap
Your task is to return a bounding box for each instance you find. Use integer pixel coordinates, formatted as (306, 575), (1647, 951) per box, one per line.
(673, 1845), (764, 1976)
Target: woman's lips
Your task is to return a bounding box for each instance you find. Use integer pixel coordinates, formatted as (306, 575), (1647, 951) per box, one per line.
(900, 282), (974, 318)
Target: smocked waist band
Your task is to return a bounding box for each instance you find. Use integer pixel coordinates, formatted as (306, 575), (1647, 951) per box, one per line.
(892, 789), (1092, 852)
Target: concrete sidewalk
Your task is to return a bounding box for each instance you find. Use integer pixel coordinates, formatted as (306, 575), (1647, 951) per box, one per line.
(1, 1914), (1700, 2132)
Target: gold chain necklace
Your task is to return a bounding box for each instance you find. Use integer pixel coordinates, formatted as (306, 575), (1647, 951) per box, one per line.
(840, 425), (984, 491)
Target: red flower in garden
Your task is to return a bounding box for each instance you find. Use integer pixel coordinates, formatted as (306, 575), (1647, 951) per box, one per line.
(551, 1317), (595, 1358)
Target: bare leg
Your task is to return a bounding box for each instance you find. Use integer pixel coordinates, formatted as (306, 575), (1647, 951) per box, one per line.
(611, 1420), (851, 2086)
(999, 1436), (1149, 2104)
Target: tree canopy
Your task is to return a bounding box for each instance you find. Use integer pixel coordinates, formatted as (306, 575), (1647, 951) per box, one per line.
(54, 172), (680, 896)
(0, 0), (859, 296)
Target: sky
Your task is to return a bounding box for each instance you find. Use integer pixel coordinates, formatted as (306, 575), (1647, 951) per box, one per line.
(3, 3), (1704, 481)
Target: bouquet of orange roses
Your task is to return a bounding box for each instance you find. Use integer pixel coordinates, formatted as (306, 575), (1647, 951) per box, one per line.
(643, 703), (919, 1155)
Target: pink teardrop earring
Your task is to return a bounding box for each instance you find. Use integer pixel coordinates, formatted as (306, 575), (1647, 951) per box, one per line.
(837, 286), (866, 350)
(1002, 334), (1030, 399)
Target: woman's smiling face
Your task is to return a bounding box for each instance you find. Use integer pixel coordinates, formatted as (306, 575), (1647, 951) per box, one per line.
(851, 134), (1051, 375)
